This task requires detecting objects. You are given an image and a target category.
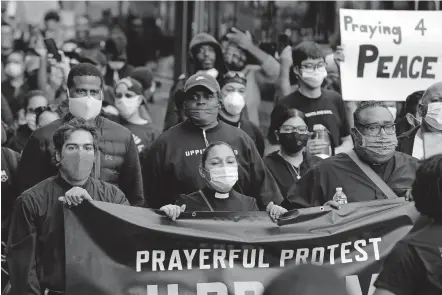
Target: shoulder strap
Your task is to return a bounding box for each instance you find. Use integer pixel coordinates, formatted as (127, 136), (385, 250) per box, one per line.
(198, 190), (215, 212)
(94, 150), (101, 179)
(346, 150), (398, 199)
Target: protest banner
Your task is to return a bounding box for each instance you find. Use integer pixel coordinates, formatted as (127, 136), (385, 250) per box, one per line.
(339, 9), (442, 101)
(65, 199), (420, 295)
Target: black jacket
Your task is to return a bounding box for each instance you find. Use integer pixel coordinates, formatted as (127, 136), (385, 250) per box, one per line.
(397, 125), (420, 156)
(17, 114), (144, 206)
(142, 120), (283, 209)
(264, 151), (322, 198)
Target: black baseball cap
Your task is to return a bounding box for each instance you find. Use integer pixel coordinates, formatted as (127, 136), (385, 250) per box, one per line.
(184, 73), (220, 93)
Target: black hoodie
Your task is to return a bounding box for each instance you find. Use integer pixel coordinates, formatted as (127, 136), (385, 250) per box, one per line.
(142, 120), (283, 209)
(164, 33), (227, 131)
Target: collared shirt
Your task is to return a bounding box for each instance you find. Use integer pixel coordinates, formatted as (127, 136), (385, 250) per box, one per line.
(284, 152), (419, 209)
(6, 175), (129, 294)
(412, 134), (424, 159)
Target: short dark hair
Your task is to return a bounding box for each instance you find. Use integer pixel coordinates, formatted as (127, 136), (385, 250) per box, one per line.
(67, 63), (104, 89)
(44, 10), (60, 23)
(404, 90), (424, 116)
(292, 41), (324, 67)
(353, 101), (390, 124)
(412, 154), (442, 219)
(201, 141), (236, 167)
(268, 106), (306, 144)
(53, 118), (99, 154)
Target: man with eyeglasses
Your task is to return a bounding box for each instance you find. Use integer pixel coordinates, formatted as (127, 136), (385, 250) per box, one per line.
(283, 101), (418, 209)
(7, 118), (129, 295)
(270, 41), (353, 158)
(17, 63), (144, 207)
(397, 81), (442, 159)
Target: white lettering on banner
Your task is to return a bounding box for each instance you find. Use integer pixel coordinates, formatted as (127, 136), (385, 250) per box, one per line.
(304, 110), (333, 118)
(135, 238), (382, 272)
(145, 277), (376, 295)
(346, 274), (379, 295)
(185, 149), (239, 157)
(339, 9), (442, 101)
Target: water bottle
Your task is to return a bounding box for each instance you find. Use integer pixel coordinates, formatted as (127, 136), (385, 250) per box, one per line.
(313, 124), (332, 159)
(332, 187), (348, 205)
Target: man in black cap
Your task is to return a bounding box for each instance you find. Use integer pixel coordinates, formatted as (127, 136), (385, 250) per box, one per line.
(142, 72), (283, 209)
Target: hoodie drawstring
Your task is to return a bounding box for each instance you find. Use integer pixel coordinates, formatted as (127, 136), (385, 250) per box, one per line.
(202, 129), (209, 147)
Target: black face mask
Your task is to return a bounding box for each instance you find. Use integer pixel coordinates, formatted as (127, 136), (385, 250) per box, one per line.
(279, 132), (310, 154)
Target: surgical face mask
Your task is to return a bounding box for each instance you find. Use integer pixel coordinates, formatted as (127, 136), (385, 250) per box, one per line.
(68, 93), (103, 121)
(223, 92), (245, 116)
(278, 132), (310, 154)
(59, 151), (95, 181)
(184, 104), (219, 128)
(205, 166), (238, 193)
(388, 107), (397, 121)
(424, 102), (442, 130)
(300, 69), (327, 89)
(5, 62), (24, 78)
(108, 61), (125, 71)
(353, 129), (398, 164)
(115, 96), (140, 118)
(25, 113), (37, 131)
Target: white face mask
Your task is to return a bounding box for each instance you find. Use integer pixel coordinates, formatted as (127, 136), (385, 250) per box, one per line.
(5, 63), (23, 78)
(300, 69), (327, 88)
(388, 107), (397, 121)
(206, 166), (238, 193)
(25, 113), (37, 131)
(424, 102), (442, 130)
(115, 96), (140, 119)
(108, 61), (125, 71)
(68, 94), (103, 121)
(223, 92), (245, 116)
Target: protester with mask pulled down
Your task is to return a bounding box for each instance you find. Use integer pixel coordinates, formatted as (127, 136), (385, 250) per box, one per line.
(160, 142), (287, 221)
(7, 119), (129, 295)
(18, 63), (144, 207)
(113, 77), (159, 161)
(395, 90), (424, 137)
(143, 73), (283, 209)
(221, 28), (281, 127)
(374, 154), (442, 295)
(219, 71), (265, 156)
(284, 101), (418, 209)
(164, 32), (227, 131)
(397, 82), (442, 159)
(270, 41), (353, 157)
(264, 108), (322, 198)
(7, 90), (48, 152)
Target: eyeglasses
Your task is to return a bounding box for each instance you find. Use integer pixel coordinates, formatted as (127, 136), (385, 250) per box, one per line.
(299, 62), (327, 73)
(224, 71), (247, 79)
(356, 123), (396, 136)
(279, 125), (309, 134)
(27, 106), (48, 114)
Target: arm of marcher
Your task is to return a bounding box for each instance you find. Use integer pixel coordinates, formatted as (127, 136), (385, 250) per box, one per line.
(334, 135), (353, 155)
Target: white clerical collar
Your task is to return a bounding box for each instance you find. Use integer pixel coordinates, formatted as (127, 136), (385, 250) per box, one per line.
(214, 192), (229, 199)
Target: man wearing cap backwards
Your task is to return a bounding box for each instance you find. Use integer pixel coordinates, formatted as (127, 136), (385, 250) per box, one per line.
(17, 63), (145, 207)
(143, 73), (283, 209)
(218, 71), (265, 156)
(164, 32), (228, 131)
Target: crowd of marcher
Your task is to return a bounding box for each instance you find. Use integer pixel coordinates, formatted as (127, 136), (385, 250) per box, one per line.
(1, 6), (442, 295)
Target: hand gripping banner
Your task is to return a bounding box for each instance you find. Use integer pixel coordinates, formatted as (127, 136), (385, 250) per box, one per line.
(64, 199), (421, 295)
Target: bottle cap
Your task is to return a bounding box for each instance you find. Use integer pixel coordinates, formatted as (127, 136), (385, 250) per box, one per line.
(336, 187), (342, 192)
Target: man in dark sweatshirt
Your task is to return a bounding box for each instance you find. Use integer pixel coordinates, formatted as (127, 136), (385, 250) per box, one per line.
(143, 73), (283, 209)
(163, 32), (227, 131)
(17, 63), (144, 206)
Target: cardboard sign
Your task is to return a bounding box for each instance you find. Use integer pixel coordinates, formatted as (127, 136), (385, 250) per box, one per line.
(339, 9), (442, 101)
